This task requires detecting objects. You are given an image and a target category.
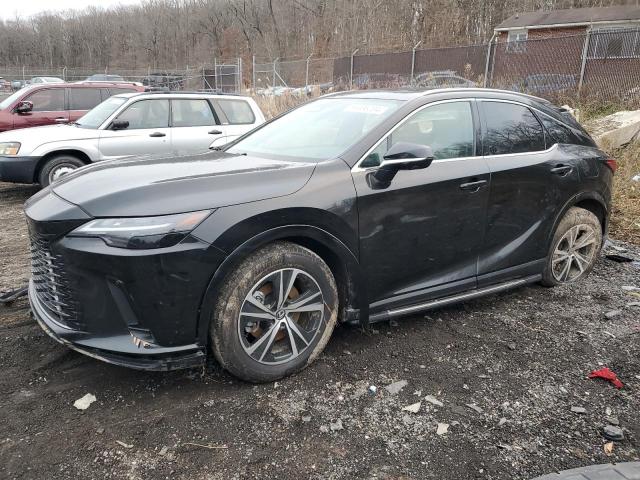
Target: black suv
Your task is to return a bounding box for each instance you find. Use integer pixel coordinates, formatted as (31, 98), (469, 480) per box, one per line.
(25, 89), (614, 382)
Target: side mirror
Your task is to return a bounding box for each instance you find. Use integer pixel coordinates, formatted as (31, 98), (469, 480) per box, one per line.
(110, 119), (129, 130)
(367, 142), (434, 190)
(15, 101), (33, 114)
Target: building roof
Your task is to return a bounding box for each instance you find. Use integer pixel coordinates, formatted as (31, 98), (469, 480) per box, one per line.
(495, 5), (640, 31)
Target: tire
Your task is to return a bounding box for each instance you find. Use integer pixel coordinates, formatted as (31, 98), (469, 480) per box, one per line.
(541, 207), (602, 287)
(38, 155), (85, 187)
(210, 241), (338, 383)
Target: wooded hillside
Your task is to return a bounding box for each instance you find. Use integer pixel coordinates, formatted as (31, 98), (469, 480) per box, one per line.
(0, 0), (635, 68)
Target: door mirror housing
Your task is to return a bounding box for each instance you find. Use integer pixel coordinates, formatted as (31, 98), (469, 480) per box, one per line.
(110, 119), (130, 130)
(15, 101), (33, 114)
(367, 142), (434, 190)
(381, 142), (434, 170)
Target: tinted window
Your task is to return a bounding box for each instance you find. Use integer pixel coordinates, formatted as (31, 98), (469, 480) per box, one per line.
(390, 102), (474, 160)
(116, 99), (169, 129)
(172, 99), (217, 127)
(538, 114), (578, 145)
(483, 102), (545, 155)
(25, 88), (64, 112)
(217, 99), (255, 124)
(69, 88), (102, 110)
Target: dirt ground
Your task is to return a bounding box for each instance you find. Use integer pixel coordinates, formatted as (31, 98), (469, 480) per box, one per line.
(1, 181), (639, 480)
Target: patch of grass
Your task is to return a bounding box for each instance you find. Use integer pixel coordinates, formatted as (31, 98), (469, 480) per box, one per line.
(609, 142), (640, 245)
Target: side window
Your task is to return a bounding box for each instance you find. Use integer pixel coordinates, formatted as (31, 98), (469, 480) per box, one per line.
(69, 88), (102, 111)
(482, 102), (545, 155)
(24, 89), (65, 112)
(390, 102), (474, 160)
(538, 114), (578, 145)
(217, 99), (255, 124)
(116, 99), (169, 129)
(171, 99), (217, 127)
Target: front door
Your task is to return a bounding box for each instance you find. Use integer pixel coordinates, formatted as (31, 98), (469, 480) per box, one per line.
(13, 88), (68, 129)
(98, 98), (172, 160)
(477, 100), (582, 285)
(352, 100), (491, 310)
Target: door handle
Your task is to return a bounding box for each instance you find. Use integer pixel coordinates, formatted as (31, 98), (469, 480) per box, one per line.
(208, 129), (223, 135)
(149, 132), (166, 138)
(459, 179), (488, 192)
(550, 164), (572, 176)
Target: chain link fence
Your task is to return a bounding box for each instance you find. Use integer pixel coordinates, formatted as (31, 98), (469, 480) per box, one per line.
(0, 60), (243, 94)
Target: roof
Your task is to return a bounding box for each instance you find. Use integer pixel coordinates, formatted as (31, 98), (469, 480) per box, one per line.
(495, 5), (640, 31)
(115, 91), (249, 99)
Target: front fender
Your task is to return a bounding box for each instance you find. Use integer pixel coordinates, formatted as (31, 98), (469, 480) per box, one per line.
(31, 140), (99, 161)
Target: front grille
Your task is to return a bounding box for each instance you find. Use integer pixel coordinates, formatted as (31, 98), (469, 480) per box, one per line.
(29, 230), (82, 330)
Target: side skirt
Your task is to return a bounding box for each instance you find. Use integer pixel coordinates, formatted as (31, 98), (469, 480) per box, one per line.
(365, 274), (541, 324)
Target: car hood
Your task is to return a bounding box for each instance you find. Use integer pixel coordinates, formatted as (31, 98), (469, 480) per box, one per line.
(0, 124), (99, 144)
(51, 150), (317, 217)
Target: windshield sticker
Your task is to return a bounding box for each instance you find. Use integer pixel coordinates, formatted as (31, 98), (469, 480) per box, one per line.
(344, 104), (389, 115)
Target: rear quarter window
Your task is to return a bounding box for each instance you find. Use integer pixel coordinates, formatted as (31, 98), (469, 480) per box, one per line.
(538, 113), (596, 148)
(217, 99), (255, 124)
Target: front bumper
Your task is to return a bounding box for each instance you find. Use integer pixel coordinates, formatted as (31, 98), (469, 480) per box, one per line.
(0, 155), (40, 183)
(30, 279), (207, 371)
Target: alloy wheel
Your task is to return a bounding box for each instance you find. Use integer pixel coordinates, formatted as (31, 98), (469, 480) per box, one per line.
(551, 224), (598, 283)
(238, 268), (325, 365)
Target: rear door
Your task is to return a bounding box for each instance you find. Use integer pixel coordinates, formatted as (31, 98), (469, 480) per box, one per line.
(211, 98), (259, 146)
(98, 98), (171, 159)
(13, 88), (68, 128)
(352, 100), (491, 308)
(477, 100), (582, 285)
(68, 87), (103, 122)
(170, 98), (223, 155)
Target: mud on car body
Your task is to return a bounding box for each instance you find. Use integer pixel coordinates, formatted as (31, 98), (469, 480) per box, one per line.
(25, 88), (614, 382)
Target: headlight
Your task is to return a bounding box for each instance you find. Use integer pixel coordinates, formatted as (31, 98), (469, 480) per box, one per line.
(69, 210), (212, 249)
(0, 142), (20, 155)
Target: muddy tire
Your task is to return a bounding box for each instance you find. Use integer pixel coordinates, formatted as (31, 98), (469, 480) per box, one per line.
(210, 241), (338, 383)
(541, 207), (602, 287)
(38, 155), (85, 187)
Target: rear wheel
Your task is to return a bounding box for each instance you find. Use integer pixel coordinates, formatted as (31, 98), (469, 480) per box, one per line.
(38, 155), (85, 187)
(210, 241), (338, 383)
(541, 207), (602, 287)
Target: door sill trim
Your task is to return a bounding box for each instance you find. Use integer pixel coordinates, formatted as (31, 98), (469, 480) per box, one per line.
(367, 274), (540, 323)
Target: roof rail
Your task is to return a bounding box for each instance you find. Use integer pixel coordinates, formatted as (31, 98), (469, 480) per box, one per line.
(141, 89), (242, 96)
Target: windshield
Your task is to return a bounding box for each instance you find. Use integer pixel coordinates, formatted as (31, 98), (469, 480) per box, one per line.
(227, 98), (404, 160)
(75, 96), (127, 129)
(0, 88), (32, 110)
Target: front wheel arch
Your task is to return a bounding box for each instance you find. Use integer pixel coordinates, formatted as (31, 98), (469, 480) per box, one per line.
(196, 225), (368, 348)
(34, 149), (91, 183)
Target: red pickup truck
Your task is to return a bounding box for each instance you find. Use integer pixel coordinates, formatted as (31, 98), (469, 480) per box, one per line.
(0, 82), (145, 132)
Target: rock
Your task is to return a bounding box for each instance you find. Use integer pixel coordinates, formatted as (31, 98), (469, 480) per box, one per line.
(73, 393), (97, 411)
(586, 109), (640, 149)
(571, 406), (586, 414)
(96, 428), (104, 435)
(402, 402), (421, 414)
(603, 425), (624, 441)
(301, 415), (312, 423)
(116, 440), (133, 449)
(436, 423), (449, 436)
(330, 419), (344, 432)
(342, 350), (352, 356)
(159, 446), (168, 456)
(368, 385), (378, 395)
(319, 425), (329, 433)
(507, 342), (517, 351)
(606, 416), (620, 426)
(424, 395), (444, 407)
(384, 380), (408, 395)
(466, 403), (483, 414)
(604, 310), (622, 319)
(498, 417), (507, 426)
(633, 173), (640, 182)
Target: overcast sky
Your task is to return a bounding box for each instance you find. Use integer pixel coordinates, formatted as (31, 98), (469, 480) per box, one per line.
(0, 0), (144, 20)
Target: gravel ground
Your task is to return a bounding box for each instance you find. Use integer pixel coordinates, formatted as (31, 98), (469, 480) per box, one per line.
(0, 181), (639, 480)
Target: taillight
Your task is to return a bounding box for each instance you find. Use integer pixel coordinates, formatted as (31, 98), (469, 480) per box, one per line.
(604, 158), (618, 173)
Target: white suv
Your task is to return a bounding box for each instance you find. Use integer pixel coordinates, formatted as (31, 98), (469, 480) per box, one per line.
(0, 92), (265, 186)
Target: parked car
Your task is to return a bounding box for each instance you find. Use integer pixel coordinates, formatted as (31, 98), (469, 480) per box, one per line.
(23, 88), (613, 382)
(142, 72), (185, 90)
(29, 77), (64, 84)
(0, 82), (145, 134)
(0, 91), (264, 186)
(415, 71), (476, 89)
(10, 80), (29, 91)
(511, 74), (577, 95)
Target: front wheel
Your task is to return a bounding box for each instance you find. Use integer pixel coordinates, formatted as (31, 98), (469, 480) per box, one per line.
(38, 155), (85, 187)
(541, 207), (602, 287)
(210, 241), (338, 383)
